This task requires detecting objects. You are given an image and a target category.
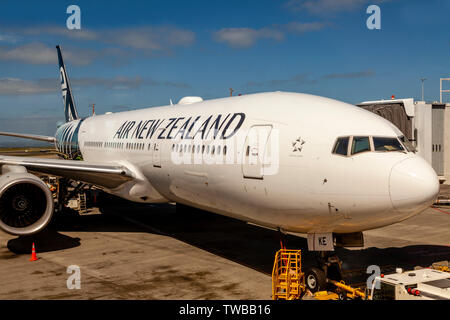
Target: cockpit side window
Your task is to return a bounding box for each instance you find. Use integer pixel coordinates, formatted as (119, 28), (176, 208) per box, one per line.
(351, 136), (370, 155)
(332, 137), (349, 156)
(373, 137), (404, 152)
(398, 136), (416, 153)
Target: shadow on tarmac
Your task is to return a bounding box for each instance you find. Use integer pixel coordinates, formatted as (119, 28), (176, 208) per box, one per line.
(94, 195), (450, 283)
(7, 230), (80, 254)
(6, 194), (450, 284)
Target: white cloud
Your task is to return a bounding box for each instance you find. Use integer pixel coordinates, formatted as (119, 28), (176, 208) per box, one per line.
(101, 26), (195, 51)
(20, 26), (98, 41)
(0, 33), (20, 43)
(0, 77), (57, 95)
(213, 27), (284, 48)
(3, 25), (196, 54)
(0, 43), (55, 64)
(0, 76), (190, 96)
(0, 42), (99, 66)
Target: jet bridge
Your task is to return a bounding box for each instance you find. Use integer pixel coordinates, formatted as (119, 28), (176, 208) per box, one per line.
(357, 98), (447, 183)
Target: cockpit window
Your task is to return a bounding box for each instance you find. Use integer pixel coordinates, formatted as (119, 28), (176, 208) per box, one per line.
(373, 137), (404, 152)
(332, 137), (349, 156)
(351, 136), (370, 155)
(398, 136), (416, 153)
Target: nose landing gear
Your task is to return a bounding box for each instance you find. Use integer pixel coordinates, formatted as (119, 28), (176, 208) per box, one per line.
(305, 252), (343, 293)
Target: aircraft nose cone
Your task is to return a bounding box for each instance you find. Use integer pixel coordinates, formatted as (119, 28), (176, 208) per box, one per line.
(389, 156), (439, 214)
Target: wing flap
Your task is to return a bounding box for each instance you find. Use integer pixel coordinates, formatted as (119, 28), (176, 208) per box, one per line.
(0, 156), (134, 189)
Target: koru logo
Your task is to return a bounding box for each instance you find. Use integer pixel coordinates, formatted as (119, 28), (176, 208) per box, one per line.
(292, 137), (305, 152)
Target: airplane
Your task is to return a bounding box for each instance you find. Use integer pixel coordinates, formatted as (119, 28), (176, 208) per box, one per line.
(0, 45), (439, 292)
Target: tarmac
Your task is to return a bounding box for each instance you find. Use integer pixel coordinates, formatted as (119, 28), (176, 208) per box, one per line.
(0, 194), (449, 300)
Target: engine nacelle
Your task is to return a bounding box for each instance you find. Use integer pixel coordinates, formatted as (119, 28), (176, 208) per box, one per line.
(0, 170), (54, 236)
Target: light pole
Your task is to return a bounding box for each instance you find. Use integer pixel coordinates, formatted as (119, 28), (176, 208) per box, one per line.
(420, 78), (426, 101)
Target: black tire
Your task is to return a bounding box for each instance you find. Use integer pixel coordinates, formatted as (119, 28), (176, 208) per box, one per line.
(305, 267), (327, 293)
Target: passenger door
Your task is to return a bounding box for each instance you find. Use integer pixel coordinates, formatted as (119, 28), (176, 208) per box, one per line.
(152, 128), (163, 168)
(153, 142), (161, 168)
(242, 125), (272, 179)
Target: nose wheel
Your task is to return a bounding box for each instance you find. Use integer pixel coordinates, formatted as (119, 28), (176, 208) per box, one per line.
(305, 267), (327, 292)
(305, 252), (343, 293)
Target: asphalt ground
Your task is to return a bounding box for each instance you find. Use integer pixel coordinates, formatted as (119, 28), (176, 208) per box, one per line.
(0, 195), (449, 300)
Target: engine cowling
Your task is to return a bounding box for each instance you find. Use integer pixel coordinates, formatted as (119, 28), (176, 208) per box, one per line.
(0, 171), (54, 236)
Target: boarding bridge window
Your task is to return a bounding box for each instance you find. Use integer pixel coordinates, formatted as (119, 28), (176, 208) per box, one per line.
(332, 137), (349, 156)
(351, 137), (370, 155)
(373, 137), (404, 152)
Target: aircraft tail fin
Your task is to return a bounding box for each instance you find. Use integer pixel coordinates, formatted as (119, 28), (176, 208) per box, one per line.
(56, 45), (79, 122)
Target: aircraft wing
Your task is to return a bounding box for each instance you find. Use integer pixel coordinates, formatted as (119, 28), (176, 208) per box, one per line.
(0, 155), (134, 189)
(0, 131), (56, 143)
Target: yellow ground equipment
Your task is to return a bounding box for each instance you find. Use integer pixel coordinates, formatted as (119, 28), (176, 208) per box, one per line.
(272, 249), (305, 300)
(431, 261), (449, 273)
(437, 266), (449, 273)
(313, 291), (339, 300)
(328, 279), (366, 300)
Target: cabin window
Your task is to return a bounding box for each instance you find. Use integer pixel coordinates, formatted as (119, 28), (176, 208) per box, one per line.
(223, 146), (227, 156)
(351, 137), (370, 155)
(332, 137), (349, 156)
(373, 137), (404, 152)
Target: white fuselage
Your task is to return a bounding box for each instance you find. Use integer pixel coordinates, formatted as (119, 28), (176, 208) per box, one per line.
(63, 92), (439, 234)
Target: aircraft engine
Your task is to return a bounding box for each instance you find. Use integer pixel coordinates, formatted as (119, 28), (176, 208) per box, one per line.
(0, 172), (54, 236)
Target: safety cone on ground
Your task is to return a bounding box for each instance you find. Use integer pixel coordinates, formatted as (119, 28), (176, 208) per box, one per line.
(29, 243), (38, 261)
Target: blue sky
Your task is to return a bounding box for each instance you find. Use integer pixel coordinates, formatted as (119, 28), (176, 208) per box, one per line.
(0, 0), (449, 145)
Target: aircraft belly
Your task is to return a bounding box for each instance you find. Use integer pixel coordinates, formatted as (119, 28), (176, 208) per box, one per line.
(160, 163), (386, 233)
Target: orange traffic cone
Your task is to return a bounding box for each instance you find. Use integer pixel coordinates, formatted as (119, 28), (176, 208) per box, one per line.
(29, 243), (38, 261)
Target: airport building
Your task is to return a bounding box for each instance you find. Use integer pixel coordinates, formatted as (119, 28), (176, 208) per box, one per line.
(357, 99), (450, 184)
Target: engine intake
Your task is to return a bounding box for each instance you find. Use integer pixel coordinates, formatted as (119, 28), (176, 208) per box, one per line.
(0, 172), (54, 236)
